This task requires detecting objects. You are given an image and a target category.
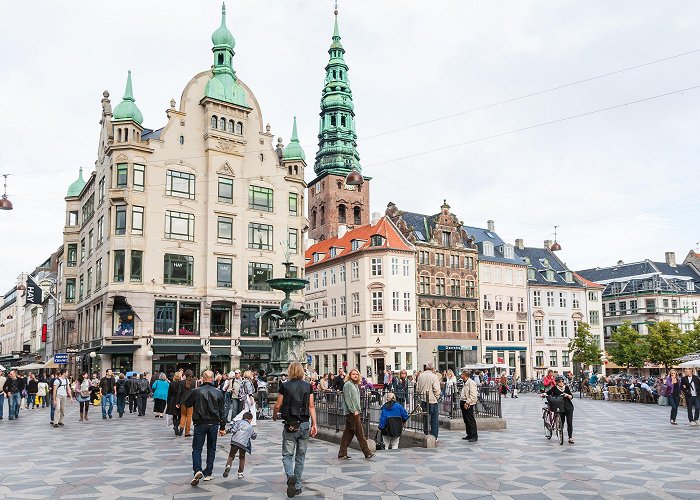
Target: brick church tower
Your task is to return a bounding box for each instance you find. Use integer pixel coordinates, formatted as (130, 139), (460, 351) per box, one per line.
(307, 9), (370, 241)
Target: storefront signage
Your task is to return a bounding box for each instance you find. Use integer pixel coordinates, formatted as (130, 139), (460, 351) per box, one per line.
(66, 348), (79, 353)
(438, 345), (478, 351)
(54, 353), (68, 364)
(25, 277), (43, 305)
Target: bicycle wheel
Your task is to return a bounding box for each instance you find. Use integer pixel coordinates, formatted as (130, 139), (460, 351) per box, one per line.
(556, 414), (564, 445)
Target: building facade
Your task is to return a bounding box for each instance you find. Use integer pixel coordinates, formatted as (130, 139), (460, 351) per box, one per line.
(386, 201), (480, 373)
(304, 217), (417, 383)
(464, 223), (530, 379)
(52, 6), (307, 377)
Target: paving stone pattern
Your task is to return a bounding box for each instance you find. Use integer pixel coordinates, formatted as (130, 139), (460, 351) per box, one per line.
(0, 395), (698, 499)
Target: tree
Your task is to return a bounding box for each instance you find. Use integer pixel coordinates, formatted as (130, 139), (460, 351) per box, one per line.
(646, 321), (688, 370)
(686, 319), (700, 353)
(607, 321), (649, 372)
(568, 322), (603, 369)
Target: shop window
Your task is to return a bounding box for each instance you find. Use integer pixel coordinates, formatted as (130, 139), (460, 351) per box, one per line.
(154, 301), (176, 334)
(178, 303), (200, 335)
(211, 303), (232, 336)
(241, 305), (260, 336)
(164, 254), (193, 285)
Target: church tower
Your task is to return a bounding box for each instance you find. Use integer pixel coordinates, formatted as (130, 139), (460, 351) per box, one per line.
(307, 9), (370, 241)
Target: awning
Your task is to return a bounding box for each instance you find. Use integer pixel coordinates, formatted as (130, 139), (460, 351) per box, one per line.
(210, 347), (232, 356)
(98, 344), (140, 355)
(152, 344), (207, 354)
(239, 344), (271, 354)
(17, 362), (45, 371)
(43, 357), (61, 369)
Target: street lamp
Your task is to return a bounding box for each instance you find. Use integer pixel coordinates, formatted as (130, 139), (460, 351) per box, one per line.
(89, 351), (97, 359)
(146, 349), (154, 357)
(0, 174), (12, 211)
(234, 349), (242, 358)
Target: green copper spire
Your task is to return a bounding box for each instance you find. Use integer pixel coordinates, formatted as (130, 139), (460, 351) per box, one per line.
(112, 70), (144, 124)
(67, 167), (86, 197)
(204, 2), (247, 107)
(314, 10), (360, 176)
(283, 116), (306, 161)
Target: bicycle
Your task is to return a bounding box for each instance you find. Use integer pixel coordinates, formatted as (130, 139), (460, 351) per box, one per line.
(542, 396), (565, 445)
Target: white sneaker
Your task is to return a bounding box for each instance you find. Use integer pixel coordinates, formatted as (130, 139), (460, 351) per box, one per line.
(203, 476), (213, 481)
(237, 472), (244, 478)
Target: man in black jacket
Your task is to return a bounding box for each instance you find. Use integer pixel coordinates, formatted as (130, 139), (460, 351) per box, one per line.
(681, 368), (700, 425)
(186, 371), (226, 486)
(127, 374), (138, 413)
(2, 370), (26, 420)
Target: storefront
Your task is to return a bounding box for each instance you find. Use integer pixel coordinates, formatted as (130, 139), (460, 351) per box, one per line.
(437, 345), (478, 373)
(97, 343), (140, 374)
(484, 346), (527, 379)
(151, 342), (206, 379)
(239, 340), (271, 373)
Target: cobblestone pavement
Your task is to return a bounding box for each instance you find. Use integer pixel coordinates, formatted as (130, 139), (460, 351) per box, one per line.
(1, 394), (699, 499)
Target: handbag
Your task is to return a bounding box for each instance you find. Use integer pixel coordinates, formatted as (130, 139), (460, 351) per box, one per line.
(374, 430), (385, 450)
(658, 395), (669, 406)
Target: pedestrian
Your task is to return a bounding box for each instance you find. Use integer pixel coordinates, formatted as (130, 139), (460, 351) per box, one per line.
(115, 373), (129, 418)
(390, 369), (409, 405)
(47, 371), (57, 424)
(224, 411), (257, 479)
(152, 372), (170, 418)
(52, 369), (72, 427)
(0, 370), (6, 420)
(445, 369), (457, 398)
(273, 361), (318, 498)
(378, 392), (409, 449)
(18, 372), (27, 409)
(511, 375), (519, 398)
(337, 368), (374, 461)
(333, 369), (345, 392)
(499, 372), (508, 396)
(542, 369), (555, 392)
(186, 370), (226, 486)
(227, 370), (242, 422)
(167, 372), (183, 435)
(680, 368), (700, 425)
(221, 372), (233, 419)
(234, 370), (257, 426)
(128, 373), (138, 413)
(666, 370), (682, 425)
(546, 375), (575, 443)
(150, 370), (159, 387)
(76, 372), (91, 421)
(37, 376), (49, 408)
(99, 369), (116, 419)
(3, 370), (25, 420)
(136, 373), (151, 416)
(26, 373), (39, 409)
(415, 363), (441, 441)
(177, 369), (195, 436)
(459, 369), (478, 442)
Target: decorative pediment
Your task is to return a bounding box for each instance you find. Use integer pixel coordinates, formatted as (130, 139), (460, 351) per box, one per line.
(368, 348), (387, 357)
(571, 311), (584, 321)
(532, 309), (545, 319)
(217, 161), (235, 177)
(115, 154), (129, 163)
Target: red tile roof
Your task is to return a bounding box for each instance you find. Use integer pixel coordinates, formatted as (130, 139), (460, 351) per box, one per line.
(305, 217), (414, 269)
(573, 272), (604, 289)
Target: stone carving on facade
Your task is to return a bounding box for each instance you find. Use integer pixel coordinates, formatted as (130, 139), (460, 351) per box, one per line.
(100, 90), (112, 124)
(217, 161), (235, 176)
(275, 137), (284, 164)
(216, 140), (239, 154)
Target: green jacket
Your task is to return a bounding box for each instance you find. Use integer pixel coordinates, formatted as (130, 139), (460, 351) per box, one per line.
(342, 381), (361, 415)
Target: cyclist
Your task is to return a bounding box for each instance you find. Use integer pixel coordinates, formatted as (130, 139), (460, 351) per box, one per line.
(546, 375), (575, 444)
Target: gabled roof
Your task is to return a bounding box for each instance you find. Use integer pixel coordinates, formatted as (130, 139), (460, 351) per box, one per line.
(462, 225), (523, 265)
(399, 211), (437, 243)
(516, 246), (583, 288)
(573, 272), (604, 289)
(577, 259), (700, 295)
(305, 217), (414, 269)
(141, 127), (163, 141)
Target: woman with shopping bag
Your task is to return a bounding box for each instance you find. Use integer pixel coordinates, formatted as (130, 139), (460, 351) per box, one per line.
(233, 371), (257, 426)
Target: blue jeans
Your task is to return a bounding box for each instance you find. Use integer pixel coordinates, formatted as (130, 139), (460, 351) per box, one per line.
(50, 397), (56, 422)
(192, 424), (220, 476)
(0, 393), (4, 418)
(282, 421), (310, 490)
(224, 392), (232, 419)
(102, 393), (115, 417)
(8, 393), (21, 420)
(116, 395), (126, 416)
(227, 399), (239, 422)
(421, 401), (439, 439)
(669, 393), (680, 422)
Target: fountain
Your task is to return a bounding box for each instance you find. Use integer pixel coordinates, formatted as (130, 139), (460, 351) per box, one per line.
(256, 260), (312, 377)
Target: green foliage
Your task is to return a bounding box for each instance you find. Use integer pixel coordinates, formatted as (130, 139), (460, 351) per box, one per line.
(686, 320), (700, 353)
(608, 321), (649, 371)
(646, 321), (688, 369)
(568, 322), (602, 368)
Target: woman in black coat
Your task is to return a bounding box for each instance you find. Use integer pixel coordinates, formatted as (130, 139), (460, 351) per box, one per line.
(546, 376), (575, 443)
(166, 372), (182, 435)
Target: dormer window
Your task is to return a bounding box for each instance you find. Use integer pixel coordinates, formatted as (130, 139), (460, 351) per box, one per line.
(542, 258), (550, 268)
(523, 257), (531, 265)
(483, 241), (494, 257)
(564, 271), (573, 282)
(351, 239), (362, 251)
(313, 253), (322, 263)
(687, 281), (695, 292)
(329, 247), (337, 258)
(442, 231), (451, 247)
(503, 244), (514, 259)
(370, 235), (385, 247)
(546, 270), (555, 282)
(527, 268), (536, 281)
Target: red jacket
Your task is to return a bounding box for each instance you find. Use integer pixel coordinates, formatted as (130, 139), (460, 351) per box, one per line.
(543, 375), (556, 388)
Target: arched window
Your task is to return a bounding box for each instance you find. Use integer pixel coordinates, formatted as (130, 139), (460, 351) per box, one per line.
(219, 117), (226, 130)
(337, 181), (342, 189)
(124, 128), (129, 141)
(330, 115), (336, 127)
(353, 206), (361, 225)
(236, 122), (243, 135)
(211, 116), (218, 129)
(333, 70), (337, 79)
(117, 128), (122, 142)
(338, 204), (346, 223)
(311, 209), (317, 229)
(259, 153), (264, 162)
(227, 120), (234, 133)
(288, 166), (293, 175)
(339, 70), (343, 79)
(341, 115), (346, 127)
(218, 53), (224, 65)
(320, 206), (325, 225)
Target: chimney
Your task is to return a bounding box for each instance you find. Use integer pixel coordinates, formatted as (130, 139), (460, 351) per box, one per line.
(304, 238), (316, 251)
(487, 220), (495, 232)
(515, 238), (524, 250)
(544, 240), (552, 249)
(665, 251), (676, 267)
(371, 212), (382, 225)
(337, 224), (348, 238)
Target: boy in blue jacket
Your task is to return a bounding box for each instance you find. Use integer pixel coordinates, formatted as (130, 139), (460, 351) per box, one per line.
(378, 392), (409, 449)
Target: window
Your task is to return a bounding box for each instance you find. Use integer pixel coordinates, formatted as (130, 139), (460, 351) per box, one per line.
(517, 297), (525, 312)
(496, 323), (503, 341)
(550, 350), (558, 367)
(67, 243), (77, 267)
(370, 235), (385, 247)
(548, 319), (556, 337)
(352, 325), (360, 337)
(466, 280), (475, 298)
(352, 293), (360, 315)
(113, 250), (125, 282)
(495, 296), (503, 311)
(78, 275), (84, 301)
(589, 310), (600, 325)
(483, 294), (492, 310)
(340, 296), (346, 316)
(391, 257), (399, 275)
(483, 242), (494, 257)
(115, 206), (127, 235)
(98, 176), (105, 202)
(95, 258), (102, 290)
(609, 302), (617, 315)
(217, 216), (233, 244)
(68, 210), (79, 226)
(405, 324), (412, 335)
(402, 259), (410, 277)
(484, 322), (493, 340)
(436, 309), (447, 331)
(286, 228), (298, 254)
(507, 297), (514, 312)
(559, 292), (567, 308)
(588, 291), (598, 301)
(450, 255), (460, 268)
(372, 323), (384, 335)
(351, 239), (361, 251)
(211, 303), (232, 336)
(518, 324), (525, 342)
(66, 278), (76, 302)
(371, 258), (382, 276)
(289, 193), (298, 216)
(351, 261), (359, 280)
(166, 170), (196, 199)
(435, 253), (445, 267)
(562, 351), (570, 367)
(535, 351), (544, 367)
(419, 251), (429, 265)
(353, 206), (361, 225)
(116, 163), (128, 188)
(127, 250), (143, 282)
(572, 293), (580, 309)
(133, 164), (145, 191)
(132, 206), (144, 236)
(97, 217), (104, 245)
(165, 210), (195, 241)
(503, 323), (512, 341)
(248, 223), (273, 250)
(420, 308), (431, 331)
(218, 177), (233, 203)
(211, 116), (218, 128)
(533, 290), (541, 306)
(393, 323), (401, 334)
(451, 309), (461, 332)
(217, 258), (232, 287)
(248, 185), (273, 211)
(535, 319), (543, 337)
(86, 268), (92, 297)
(503, 245), (514, 259)
(494, 268), (502, 284)
(248, 262), (272, 290)
(419, 275), (430, 294)
(164, 254), (193, 285)
(465, 256), (474, 270)
(313, 273), (318, 289)
(403, 293), (411, 312)
(450, 278), (460, 297)
(321, 271), (327, 287)
(330, 298), (337, 317)
(436, 278), (446, 295)
(546, 291), (554, 307)
(630, 300), (638, 313)
(330, 268), (336, 285)
(392, 291), (399, 312)
(646, 299), (656, 313)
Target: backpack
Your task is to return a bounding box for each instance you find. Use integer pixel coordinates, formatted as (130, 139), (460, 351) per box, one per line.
(117, 380), (128, 395)
(137, 379), (150, 394)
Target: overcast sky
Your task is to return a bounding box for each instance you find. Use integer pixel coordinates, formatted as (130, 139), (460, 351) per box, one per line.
(1, 0), (699, 289)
